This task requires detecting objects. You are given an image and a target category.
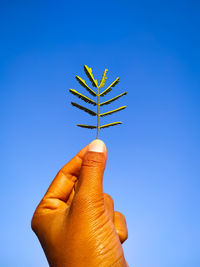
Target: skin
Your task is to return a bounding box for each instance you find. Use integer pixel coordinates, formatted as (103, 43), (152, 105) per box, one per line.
(31, 140), (128, 267)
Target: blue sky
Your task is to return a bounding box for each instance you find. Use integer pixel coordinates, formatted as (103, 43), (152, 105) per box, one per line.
(0, 1), (200, 266)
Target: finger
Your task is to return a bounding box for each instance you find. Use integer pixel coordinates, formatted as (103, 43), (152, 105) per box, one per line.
(75, 139), (107, 202)
(104, 193), (114, 220)
(114, 211), (128, 244)
(43, 143), (90, 203)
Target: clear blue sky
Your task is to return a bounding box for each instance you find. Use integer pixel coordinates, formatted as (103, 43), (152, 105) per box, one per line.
(0, 1), (200, 266)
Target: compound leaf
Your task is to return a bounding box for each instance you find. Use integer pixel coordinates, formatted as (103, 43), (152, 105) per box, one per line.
(84, 65), (98, 87)
(100, 77), (120, 97)
(99, 69), (108, 88)
(100, 92), (127, 106)
(71, 102), (97, 116)
(76, 76), (97, 96)
(70, 65), (127, 138)
(69, 89), (97, 106)
(100, 106), (126, 117)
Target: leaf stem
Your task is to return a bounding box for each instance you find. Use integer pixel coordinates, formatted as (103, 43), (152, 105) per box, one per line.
(96, 86), (99, 139)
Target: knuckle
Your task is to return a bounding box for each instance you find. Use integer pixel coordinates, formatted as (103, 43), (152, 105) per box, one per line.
(114, 211), (128, 243)
(31, 212), (38, 233)
(74, 192), (103, 206)
(83, 152), (106, 168)
(115, 211), (126, 221)
(117, 228), (128, 243)
(31, 205), (43, 233)
(104, 193), (114, 205)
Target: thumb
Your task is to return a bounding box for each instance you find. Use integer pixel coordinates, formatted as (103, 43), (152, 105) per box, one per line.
(75, 139), (107, 201)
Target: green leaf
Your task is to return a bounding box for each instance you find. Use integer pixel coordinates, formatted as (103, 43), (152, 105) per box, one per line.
(99, 69), (108, 88)
(100, 77), (120, 97)
(70, 65), (127, 138)
(100, 121), (122, 129)
(100, 106), (127, 117)
(76, 76), (97, 96)
(84, 65), (98, 87)
(100, 92), (127, 106)
(69, 89), (97, 106)
(77, 124), (97, 129)
(71, 102), (97, 116)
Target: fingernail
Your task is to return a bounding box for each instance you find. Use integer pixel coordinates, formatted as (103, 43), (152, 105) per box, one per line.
(88, 139), (106, 153)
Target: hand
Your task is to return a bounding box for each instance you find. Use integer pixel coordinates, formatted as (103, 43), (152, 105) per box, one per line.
(31, 140), (128, 267)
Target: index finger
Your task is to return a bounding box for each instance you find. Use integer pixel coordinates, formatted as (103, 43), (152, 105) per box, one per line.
(44, 143), (90, 202)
